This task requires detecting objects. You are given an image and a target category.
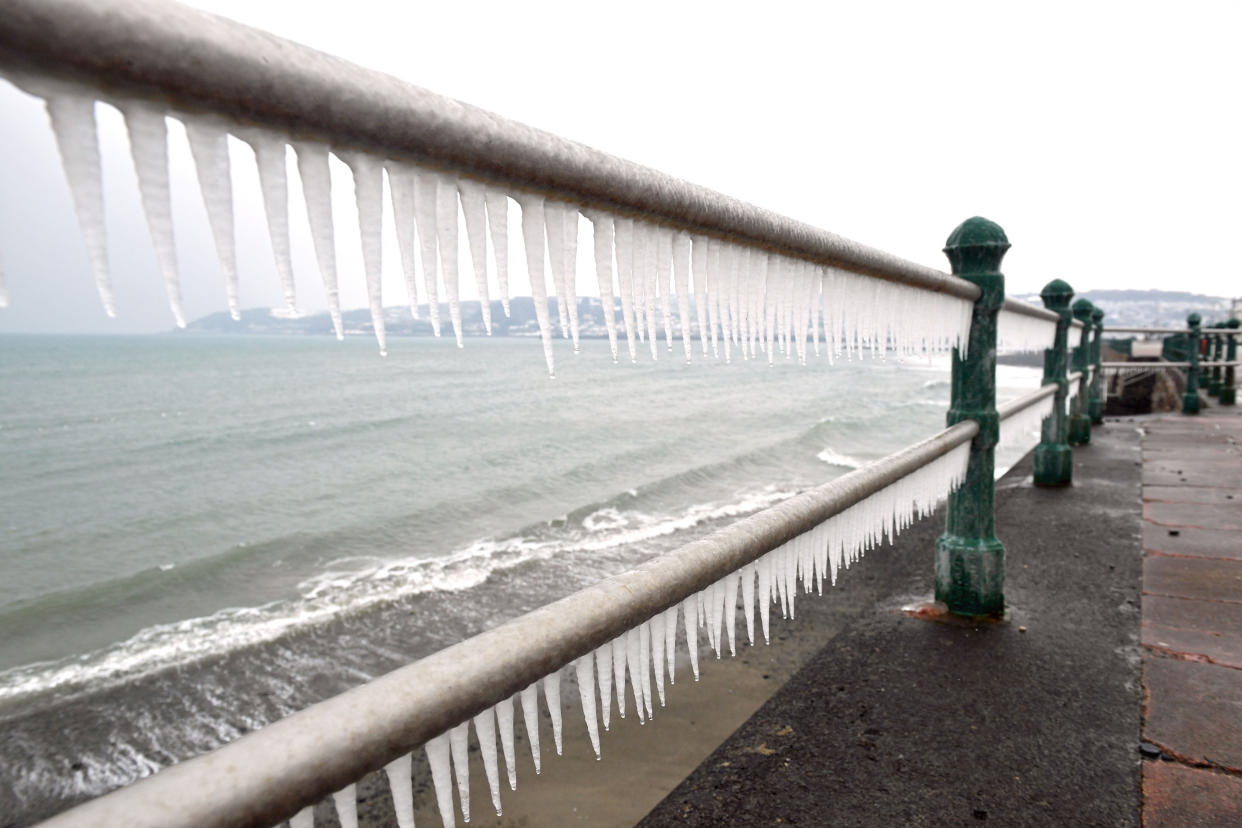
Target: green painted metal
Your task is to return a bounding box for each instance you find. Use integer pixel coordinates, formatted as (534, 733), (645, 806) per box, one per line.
(1208, 326), (1224, 397)
(1034, 279), (1074, 486)
(935, 217), (1007, 617)
(1222, 319), (1239, 406)
(1068, 299), (1094, 445)
(1089, 307), (1105, 423)
(1183, 312), (1202, 415)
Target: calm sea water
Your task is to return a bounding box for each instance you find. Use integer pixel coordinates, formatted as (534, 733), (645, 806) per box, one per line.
(0, 333), (1040, 815)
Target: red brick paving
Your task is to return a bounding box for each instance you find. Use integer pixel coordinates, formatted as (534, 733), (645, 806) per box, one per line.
(1143, 763), (1242, 828)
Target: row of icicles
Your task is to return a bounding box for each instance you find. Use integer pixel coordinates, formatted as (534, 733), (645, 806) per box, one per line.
(282, 442), (972, 827)
(2, 73), (991, 374)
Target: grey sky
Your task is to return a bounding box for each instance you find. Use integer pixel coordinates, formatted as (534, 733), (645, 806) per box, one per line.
(1, 0), (1239, 334)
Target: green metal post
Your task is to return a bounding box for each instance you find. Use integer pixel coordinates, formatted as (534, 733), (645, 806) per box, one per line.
(935, 217), (1007, 617)
(1208, 326), (1224, 397)
(1183, 313), (1202, 415)
(1068, 299), (1094, 445)
(1222, 319), (1239, 406)
(1034, 279), (1074, 486)
(1089, 307), (1105, 424)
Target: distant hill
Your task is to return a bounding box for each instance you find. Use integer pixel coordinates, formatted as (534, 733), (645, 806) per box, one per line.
(1011, 289), (1232, 329)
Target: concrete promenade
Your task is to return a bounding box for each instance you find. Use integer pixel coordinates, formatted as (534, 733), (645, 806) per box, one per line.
(642, 408), (1242, 826)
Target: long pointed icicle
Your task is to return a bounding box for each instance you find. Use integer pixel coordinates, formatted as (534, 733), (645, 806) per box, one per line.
(691, 235), (710, 356)
(625, 627), (646, 724)
(384, 162), (421, 320)
(449, 721), (471, 823)
(240, 129), (297, 313)
(639, 621), (655, 719)
(543, 671), (564, 756)
(383, 754), (416, 828)
(639, 225), (659, 359)
(519, 683), (541, 774)
(121, 102), (185, 327)
(664, 605), (678, 685)
(650, 611), (667, 707)
(518, 194), (556, 376)
(758, 553), (772, 644)
(474, 707), (503, 816)
(45, 89), (114, 317)
(543, 201), (571, 340)
(341, 153), (387, 355)
(435, 174), (464, 347)
(411, 168), (441, 336)
(586, 211), (619, 362)
(610, 635), (627, 720)
(595, 642), (613, 730)
(484, 187), (510, 316)
(425, 735), (456, 828)
(290, 807), (313, 828)
(723, 571), (739, 656)
(332, 784), (358, 828)
(741, 562), (756, 646)
(672, 232), (693, 362)
(458, 179), (492, 333)
(182, 116), (239, 320)
(293, 142), (343, 339)
(656, 227), (674, 349)
(614, 218), (639, 363)
(682, 595), (700, 680)
(574, 655), (601, 759)
(497, 696), (517, 790)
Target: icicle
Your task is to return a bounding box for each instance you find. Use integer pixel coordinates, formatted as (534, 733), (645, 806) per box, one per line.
(331, 784), (358, 828)
(656, 227), (675, 349)
(449, 721), (471, 823)
(120, 102), (185, 327)
(757, 553), (772, 644)
(585, 211), (619, 361)
(664, 604), (678, 685)
(563, 207), (581, 351)
(435, 174), (464, 347)
(517, 194), (556, 376)
(45, 89), (114, 317)
(574, 655), (601, 759)
(411, 168), (441, 336)
(384, 753), (416, 828)
(741, 562), (756, 646)
(239, 129), (297, 313)
(595, 642), (613, 730)
(543, 200), (571, 340)
(474, 707), (503, 816)
(638, 621), (655, 719)
(182, 116), (239, 320)
(293, 142), (343, 338)
(672, 232), (694, 362)
(543, 670), (564, 755)
(650, 611), (667, 707)
(341, 153), (387, 355)
(691, 235), (710, 356)
(998, 306), (1057, 353)
(484, 188), (510, 316)
(641, 225), (659, 358)
(290, 807), (313, 828)
(614, 218), (639, 363)
(706, 583), (722, 659)
(458, 179), (492, 333)
(519, 683), (541, 774)
(497, 696), (517, 790)
(625, 627), (646, 723)
(610, 635), (627, 719)
(682, 595), (700, 680)
(999, 394), (1056, 453)
(723, 571), (739, 656)
(384, 161), (421, 321)
(705, 239), (721, 359)
(425, 735), (456, 828)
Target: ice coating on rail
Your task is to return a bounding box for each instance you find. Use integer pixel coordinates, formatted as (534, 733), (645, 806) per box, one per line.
(384, 161), (421, 320)
(43, 88), (114, 317)
(625, 627), (645, 723)
(425, 734), (455, 828)
(411, 167), (441, 336)
(183, 116), (240, 320)
(1000, 393), (1055, 452)
(435, 174), (465, 347)
(998, 306), (1057, 353)
(449, 720), (471, 822)
(543, 670), (564, 755)
(585, 211), (619, 361)
(121, 102), (185, 327)
(518, 194), (556, 375)
(458, 178), (492, 333)
(474, 707), (503, 815)
(649, 610), (667, 706)
(332, 784), (358, 828)
(341, 153), (387, 355)
(497, 695), (517, 790)
(293, 142), (343, 338)
(239, 128), (297, 313)
(383, 753), (416, 828)
(595, 642), (613, 729)
(574, 655), (601, 759)
(484, 187), (510, 316)
(614, 218), (639, 362)
(290, 806), (313, 828)
(519, 682), (541, 773)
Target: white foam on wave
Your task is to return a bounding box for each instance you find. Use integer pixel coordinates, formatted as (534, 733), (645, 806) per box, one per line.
(0, 486), (798, 709)
(815, 447), (863, 469)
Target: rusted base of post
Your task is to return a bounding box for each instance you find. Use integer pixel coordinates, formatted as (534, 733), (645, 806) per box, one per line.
(1182, 392), (1201, 415)
(935, 536), (1005, 617)
(1221, 387), (1237, 405)
(1034, 444), (1073, 486)
(1068, 414), (1092, 445)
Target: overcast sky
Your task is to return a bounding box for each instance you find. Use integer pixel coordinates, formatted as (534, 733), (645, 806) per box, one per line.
(1, 0), (1239, 334)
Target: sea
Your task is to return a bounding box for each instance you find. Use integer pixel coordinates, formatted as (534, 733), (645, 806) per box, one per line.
(0, 333), (1042, 820)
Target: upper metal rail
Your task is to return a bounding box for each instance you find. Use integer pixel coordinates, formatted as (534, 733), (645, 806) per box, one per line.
(997, 381), (1058, 420)
(0, 0), (979, 303)
(1001, 297), (1060, 324)
(1101, 361), (1239, 369)
(1103, 327), (1193, 335)
(41, 418), (980, 828)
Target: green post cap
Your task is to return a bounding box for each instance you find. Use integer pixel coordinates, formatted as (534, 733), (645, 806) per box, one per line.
(1091, 308), (1104, 325)
(1040, 278), (1074, 311)
(1229, 319), (1241, 330)
(1188, 312), (1202, 327)
(944, 217), (1011, 276)
(1072, 298), (1095, 321)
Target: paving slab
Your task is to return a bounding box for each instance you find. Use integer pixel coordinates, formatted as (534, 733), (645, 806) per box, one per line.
(1143, 657), (1242, 772)
(1142, 524), (1242, 561)
(1142, 595), (1242, 670)
(1143, 486), (1242, 506)
(1143, 555), (1242, 604)
(1142, 501), (1242, 531)
(1143, 762), (1242, 828)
